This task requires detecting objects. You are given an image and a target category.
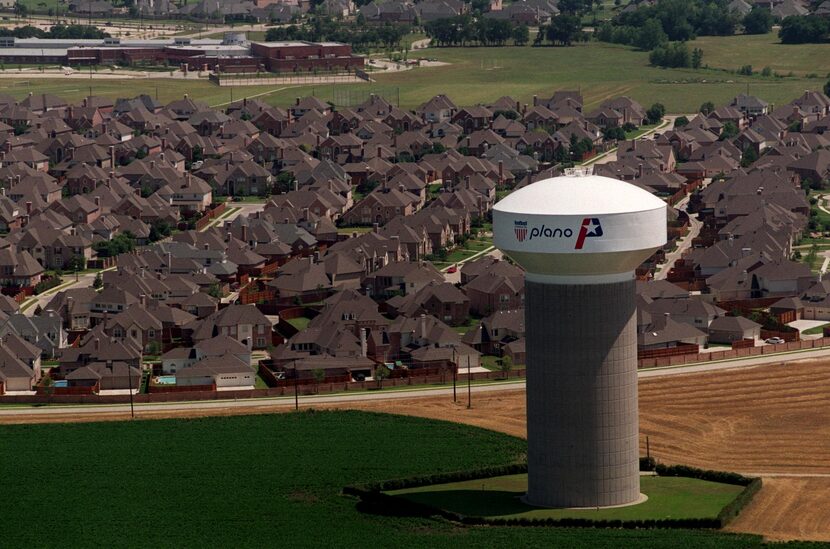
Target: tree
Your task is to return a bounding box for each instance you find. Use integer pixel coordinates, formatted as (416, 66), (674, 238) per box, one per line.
(743, 7), (773, 35)
(312, 368), (325, 393)
(498, 355), (513, 379)
(741, 146), (758, 167)
(634, 18), (667, 50)
(646, 103), (666, 125)
(93, 272), (103, 289)
(649, 41), (691, 68)
(824, 77), (830, 98)
(13, 2), (28, 18)
(779, 15), (829, 44)
(674, 115), (689, 127)
(512, 23), (530, 46)
(374, 363), (390, 389)
(719, 121), (738, 141)
(691, 47), (703, 69)
(699, 101), (715, 115)
(603, 126), (626, 141)
(546, 14), (581, 46)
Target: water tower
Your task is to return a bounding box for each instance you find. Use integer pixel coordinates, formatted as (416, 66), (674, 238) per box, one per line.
(493, 172), (666, 508)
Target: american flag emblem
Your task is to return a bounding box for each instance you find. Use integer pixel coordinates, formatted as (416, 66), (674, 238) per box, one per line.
(514, 220), (528, 242)
(575, 218), (603, 249)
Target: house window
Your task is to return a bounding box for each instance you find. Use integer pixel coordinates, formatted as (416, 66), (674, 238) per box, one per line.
(113, 327), (123, 337)
(148, 329), (155, 338)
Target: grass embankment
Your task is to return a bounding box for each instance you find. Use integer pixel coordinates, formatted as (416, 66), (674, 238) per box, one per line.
(390, 474), (742, 521)
(0, 411), (774, 548)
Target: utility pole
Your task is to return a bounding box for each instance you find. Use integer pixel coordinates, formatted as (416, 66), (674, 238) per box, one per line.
(127, 364), (135, 419)
(451, 346), (457, 403)
(466, 355), (471, 409)
(293, 359), (299, 411)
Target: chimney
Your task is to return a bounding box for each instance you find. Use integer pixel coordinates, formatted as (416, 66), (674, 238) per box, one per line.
(94, 338), (100, 351)
(377, 146), (382, 158)
(25, 201), (32, 215)
(94, 196), (100, 207)
(533, 95), (538, 107)
(465, 175), (471, 190)
(150, 160), (155, 170)
(302, 207), (309, 220)
(204, 243), (209, 250)
(293, 179), (298, 192)
(373, 223), (379, 234)
(241, 224), (248, 243)
(296, 97), (300, 106)
(498, 160), (504, 183)
(637, 164), (643, 178)
(516, 100), (521, 112)
(420, 313), (426, 338)
(360, 328), (368, 358)
(139, 293), (146, 307)
(167, 252), (172, 275)
(161, 137), (167, 150)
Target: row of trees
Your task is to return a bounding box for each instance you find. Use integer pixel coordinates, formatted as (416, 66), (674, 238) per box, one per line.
(0, 24), (109, 39)
(612, 0), (739, 41)
(648, 42), (703, 68)
(424, 17), (529, 47)
(265, 17), (411, 51)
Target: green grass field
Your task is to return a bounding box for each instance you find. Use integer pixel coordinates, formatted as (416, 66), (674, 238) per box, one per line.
(0, 37), (825, 114)
(693, 32), (830, 78)
(390, 474), (743, 520)
(0, 411), (781, 548)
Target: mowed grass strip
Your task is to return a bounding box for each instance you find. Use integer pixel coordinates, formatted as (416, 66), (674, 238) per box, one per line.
(0, 411), (772, 548)
(390, 474), (743, 520)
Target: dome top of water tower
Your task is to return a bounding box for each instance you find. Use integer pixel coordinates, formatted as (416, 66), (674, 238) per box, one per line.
(492, 173), (667, 282)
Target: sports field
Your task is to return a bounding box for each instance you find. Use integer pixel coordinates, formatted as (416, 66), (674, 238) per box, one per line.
(0, 410), (775, 548)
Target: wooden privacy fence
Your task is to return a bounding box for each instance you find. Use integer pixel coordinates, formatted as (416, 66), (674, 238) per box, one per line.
(637, 336), (830, 369)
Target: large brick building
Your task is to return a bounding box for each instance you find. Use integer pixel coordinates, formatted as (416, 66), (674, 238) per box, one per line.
(0, 36), (363, 74)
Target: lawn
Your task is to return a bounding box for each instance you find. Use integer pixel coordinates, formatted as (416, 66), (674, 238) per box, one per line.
(0, 411), (773, 548)
(286, 316), (311, 330)
(390, 474), (744, 521)
(0, 38), (823, 114)
(693, 32), (830, 78)
(802, 323), (830, 336)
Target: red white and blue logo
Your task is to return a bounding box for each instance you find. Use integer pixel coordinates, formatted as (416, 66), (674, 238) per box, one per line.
(514, 220), (528, 242)
(575, 217), (603, 250)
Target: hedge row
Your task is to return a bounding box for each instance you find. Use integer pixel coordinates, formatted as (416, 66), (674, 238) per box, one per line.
(655, 464), (754, 486)
(344, 462), (528, 495)
(716, 478), (763, 527)
(345, 461), (762, 531)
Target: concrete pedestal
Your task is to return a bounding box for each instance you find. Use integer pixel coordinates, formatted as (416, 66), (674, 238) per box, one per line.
(524, 278), (639, 508)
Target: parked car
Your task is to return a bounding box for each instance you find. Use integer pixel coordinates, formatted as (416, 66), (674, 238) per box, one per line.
(765, 337), (785, 344)
(446, 265), (457, 274)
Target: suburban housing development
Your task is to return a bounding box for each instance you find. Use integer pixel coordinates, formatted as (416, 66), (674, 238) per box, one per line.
(0, 84), (829, 399)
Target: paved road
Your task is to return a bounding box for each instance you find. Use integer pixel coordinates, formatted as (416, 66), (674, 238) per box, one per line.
(4, 346), (827, 418)
(654, 187), (706, 280)
(22, 268), (115, 317)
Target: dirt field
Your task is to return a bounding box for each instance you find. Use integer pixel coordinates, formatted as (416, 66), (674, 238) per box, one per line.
(2, 359), (829, 540)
